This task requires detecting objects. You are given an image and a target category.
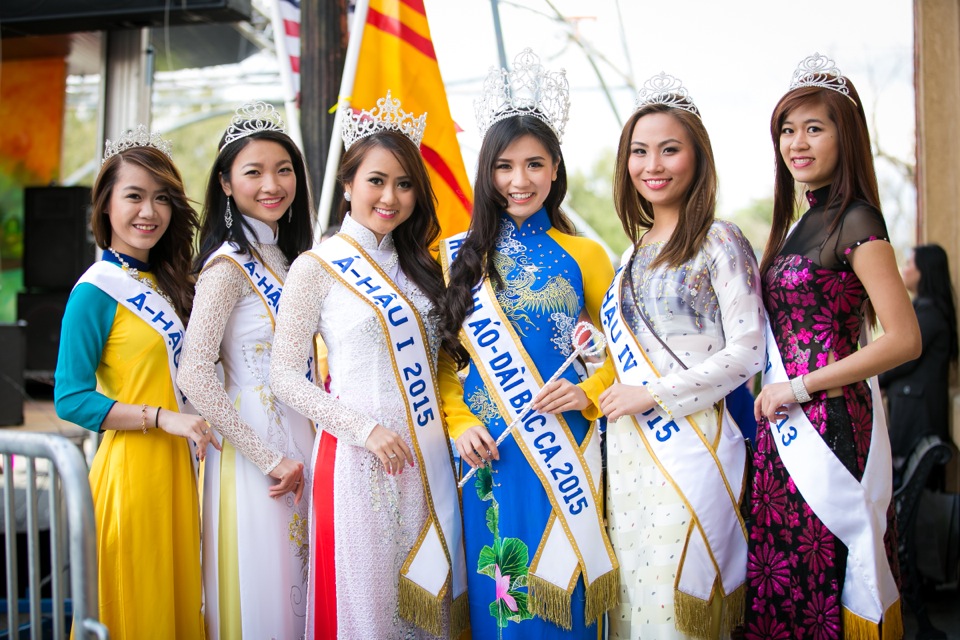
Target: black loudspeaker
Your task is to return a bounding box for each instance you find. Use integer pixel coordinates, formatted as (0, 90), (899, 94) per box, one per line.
(23, 186), (95, 291)
(0, 0), (252, 37)
(17, 292), (69, 375)
(0, 322), (26, 426)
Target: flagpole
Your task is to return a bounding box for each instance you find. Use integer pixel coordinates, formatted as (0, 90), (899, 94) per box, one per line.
(270, 0), (303, 151)
(316, 0), (370, 241)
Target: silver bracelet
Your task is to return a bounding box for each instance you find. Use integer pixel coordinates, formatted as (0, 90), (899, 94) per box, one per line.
(790, 376), (812, 404)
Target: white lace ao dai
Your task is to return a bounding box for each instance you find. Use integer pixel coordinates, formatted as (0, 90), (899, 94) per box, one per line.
(270, 214), (445, 640)
(178, 215), (314, 639)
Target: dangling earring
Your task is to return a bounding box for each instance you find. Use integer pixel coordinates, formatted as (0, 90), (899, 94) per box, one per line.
(224, 196), (233, 229)
(287, 207), (292, 222)
(343, 191), (352, 202)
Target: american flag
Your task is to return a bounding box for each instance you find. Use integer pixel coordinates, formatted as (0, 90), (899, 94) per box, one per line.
(274, 0), (301, 105)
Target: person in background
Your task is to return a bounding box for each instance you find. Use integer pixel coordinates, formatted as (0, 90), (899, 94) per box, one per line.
(749, 53), (920, 639)
(54, 128), (216, 638)
(177, 101), (316, 638)
(270, 93), (467, 639)
(880, 243), (957, 490)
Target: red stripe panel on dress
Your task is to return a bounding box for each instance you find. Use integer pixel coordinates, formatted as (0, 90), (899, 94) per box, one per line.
(314, 430), (338, 639)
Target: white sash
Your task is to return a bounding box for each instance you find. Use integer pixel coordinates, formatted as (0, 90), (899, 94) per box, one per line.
(761, 321), (899, 628)
(441, 234), (618, 629)
(204, 244), (315, 383)
(77, 260), (187, 411)
(600, 254), (747, 632)
(311, 235), (468, 637)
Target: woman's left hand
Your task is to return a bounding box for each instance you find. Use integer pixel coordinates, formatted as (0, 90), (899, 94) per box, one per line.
(268, 457), (305, 503)
(754, 381), (796, 423)
(533, 379), (589, 414)
(598, 383), (654, 422)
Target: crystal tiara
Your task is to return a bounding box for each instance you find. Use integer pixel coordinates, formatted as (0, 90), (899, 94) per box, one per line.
(474, 48), (570, 142)
(634, 72), (701, 117)
(339, 90), (427, 151)
(219, 101), (286, 152)
(102, 125), (173, 164)
(788, 53), (851, 99)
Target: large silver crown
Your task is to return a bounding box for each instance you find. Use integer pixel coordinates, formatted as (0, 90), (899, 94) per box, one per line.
(474, 48), (570, 142)
(340, 91), (427, 151)
(220, 101), (286, 152)
(788, 53), (850, 98)
(634, 72), (701, 117)
(103, 125), (173, 165)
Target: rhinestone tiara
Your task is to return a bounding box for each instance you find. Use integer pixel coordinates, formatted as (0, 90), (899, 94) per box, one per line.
(634, 72), (701, 118)
(788, 53), (850, 98)
(474, 48), (570, 142)
(219, 101), (286, 152)
(103, 125), (173, 165)
(340, 90), (427, 151)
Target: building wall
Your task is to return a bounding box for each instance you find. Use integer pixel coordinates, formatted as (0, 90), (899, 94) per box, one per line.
(915, 0), (960, 487)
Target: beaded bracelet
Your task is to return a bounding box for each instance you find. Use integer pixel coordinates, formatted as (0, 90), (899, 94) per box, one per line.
(790, 376), (812, 404)
(140, 403), (148, 434)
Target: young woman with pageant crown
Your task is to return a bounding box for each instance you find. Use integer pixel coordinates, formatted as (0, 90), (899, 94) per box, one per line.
(54, 129), (218, 638)
(269, 92), (468, 640)
(176, 101), (316, 638)
(745, 54), (919, 640)
(438, 48), (619, 638)
(557, 73), (765, 640)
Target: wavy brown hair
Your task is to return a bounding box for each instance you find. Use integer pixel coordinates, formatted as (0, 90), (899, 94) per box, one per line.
(760, 78), (878, 275)
(91, 146), (198, 321)
(613, 102), (718, 269)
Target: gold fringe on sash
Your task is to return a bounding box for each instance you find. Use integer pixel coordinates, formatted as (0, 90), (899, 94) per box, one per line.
(840, 599), (903, 640)
(528, 573), (573, 630)
(675, 582), (745, 640)
(398, 575), (444, 638)
(450, 590), (470, 639)
(720, 582), (746, 633)
(584, 568), (620, 627)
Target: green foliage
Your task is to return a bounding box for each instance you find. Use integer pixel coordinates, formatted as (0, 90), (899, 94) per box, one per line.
(565, 148), (630, 255)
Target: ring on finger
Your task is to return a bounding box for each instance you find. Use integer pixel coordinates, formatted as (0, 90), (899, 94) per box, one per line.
(388, 453), (398, 459)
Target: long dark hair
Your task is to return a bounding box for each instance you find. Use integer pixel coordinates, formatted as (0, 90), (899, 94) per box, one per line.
(91, 146), (198, 321)
(442, 116), (572, 364)
(337, 130), (459, 358)
(613, 102), (717, 268)
(760, 78), (879, 275)
(913, 244), (959, 362)
(195, 130), (315, 272)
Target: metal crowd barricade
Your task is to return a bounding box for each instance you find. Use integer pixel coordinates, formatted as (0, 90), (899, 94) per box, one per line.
(0, 431), (108, 639)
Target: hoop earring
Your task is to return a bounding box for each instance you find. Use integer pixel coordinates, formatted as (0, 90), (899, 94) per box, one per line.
(225, 196), (233, 230)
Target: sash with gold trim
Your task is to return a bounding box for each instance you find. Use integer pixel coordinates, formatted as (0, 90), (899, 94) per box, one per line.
(761, 321), (902, 639)
(204, 244), (315, 383)
(600, 253), (748, 637)
(77, 260), (188, 411)
(441, 234), (619, 629)
(310, 235), (468, 637)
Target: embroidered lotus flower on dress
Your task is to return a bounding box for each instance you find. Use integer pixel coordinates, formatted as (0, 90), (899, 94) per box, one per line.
(494, 566), (518, 612)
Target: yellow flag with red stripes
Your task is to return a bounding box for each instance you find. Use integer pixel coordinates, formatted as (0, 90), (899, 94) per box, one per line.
(351, 0), (472, 237)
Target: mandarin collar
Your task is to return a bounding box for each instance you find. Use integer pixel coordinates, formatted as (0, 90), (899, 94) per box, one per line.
(242, 214), (278, 245)
(103, 249), (151, 272)
(501, 207), (551, 235)
(805, 185), (833, 208)
(340, 213), (396, 253)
